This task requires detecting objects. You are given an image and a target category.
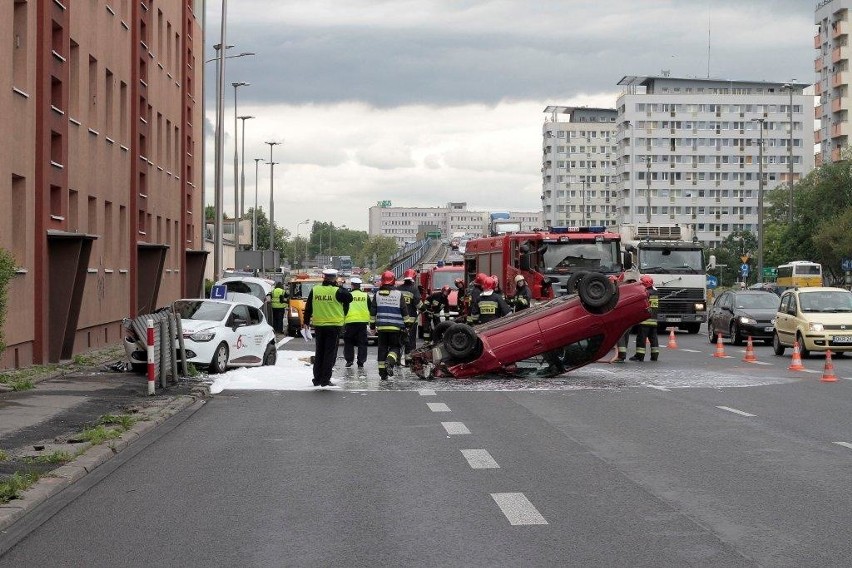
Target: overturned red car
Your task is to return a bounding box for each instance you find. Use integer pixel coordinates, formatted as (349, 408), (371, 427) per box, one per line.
(409, 272), (650, 379)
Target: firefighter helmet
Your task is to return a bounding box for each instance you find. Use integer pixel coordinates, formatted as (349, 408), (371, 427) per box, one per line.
(403, 268), (416, 281)
(482, 276), (497, 291)
(454, 278), (465, 288)
(381, 271), (396, 285)
(514, 274), (525, 284)
(474, 273), (488, 287)
(441, 285), (451, 295)
(640, 275), (654, 289)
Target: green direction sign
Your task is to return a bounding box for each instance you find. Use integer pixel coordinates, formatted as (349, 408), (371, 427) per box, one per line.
(763, 267), (777, 279)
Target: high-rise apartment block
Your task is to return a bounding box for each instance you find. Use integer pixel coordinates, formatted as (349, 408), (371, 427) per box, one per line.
(815, 0), (851, 164)
(0, 1), (205, 368)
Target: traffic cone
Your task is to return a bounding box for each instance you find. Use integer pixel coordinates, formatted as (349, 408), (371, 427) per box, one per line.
(821, 350), (838, 383)
(788, 341), (805, 371)
(713, 333), (726, 358)
(667, 328), (678, 349)
(743, 336), (757, 363)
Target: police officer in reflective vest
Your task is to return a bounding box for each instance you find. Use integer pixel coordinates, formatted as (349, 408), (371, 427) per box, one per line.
(303, 269), (352, 386)
(470, 276), (510, 324)
(270, 281), (287, 334)
(343, 277), (371, 369)
(370, 271), (407, 380)
(630, 275), (660, 362)
(396, 268), (421, 364)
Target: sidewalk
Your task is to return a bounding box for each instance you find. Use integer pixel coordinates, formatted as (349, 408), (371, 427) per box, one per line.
(0, 356), (207, 533)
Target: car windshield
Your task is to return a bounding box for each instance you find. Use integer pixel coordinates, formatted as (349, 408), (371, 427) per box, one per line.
(799, 291), (852, 313)
(736, 294), (780, 310)
(173, 300), (230, 322)
(639, 247), (703, 274)
(432, 271), (464, 289)
(541, 242), (619, 275)
(289, 281), (320, 299)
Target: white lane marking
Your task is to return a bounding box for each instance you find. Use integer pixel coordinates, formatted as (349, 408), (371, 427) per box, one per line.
(679, 348), (702, 353)
(491, 493), (548, 525)
(833, 442), (852, 450)
(418, 389), (436, 396)
(716, 405), (756, 417)
(427, 402), (451, 412)
(461, 449), (500, 469)
(442, 422), (470, 435)
(275, 336), (292, 348)
(645, 385), (671, 392)
(750, 361), (772, 366)
(802, 369), (821, 374)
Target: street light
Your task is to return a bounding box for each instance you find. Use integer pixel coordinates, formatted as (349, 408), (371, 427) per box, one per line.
(782, 81), (796, 223)
(752, 117), (766, 283)
(252, 157), (262, 251)
(296, 219), (310, 267)
(265, 141), (281, 270)
(204, 50), (254, 64)
(237, 115), (254, 240)
(645, 155), (652, 223)
(232, 82), (250, 223)
(212, 4), (229, 281)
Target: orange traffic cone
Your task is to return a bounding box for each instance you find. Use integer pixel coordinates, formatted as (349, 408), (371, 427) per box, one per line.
(788, 341), (805, 371)
(667, 328), (678, 349)
(713, 333), (726, 358)
(743, 336), (757, 363)
(821, 350), (838, 383)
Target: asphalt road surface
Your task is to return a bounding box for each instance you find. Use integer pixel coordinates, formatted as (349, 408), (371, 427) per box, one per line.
(3, 331), (852, 567)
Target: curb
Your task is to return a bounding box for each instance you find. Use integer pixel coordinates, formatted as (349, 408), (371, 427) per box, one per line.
(0, 395), (201, 533)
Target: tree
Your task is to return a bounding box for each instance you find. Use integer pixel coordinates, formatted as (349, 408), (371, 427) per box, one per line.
(358, 235), (399, 271)
(706, 230), (758, 287)
(243, 207), (290, 256)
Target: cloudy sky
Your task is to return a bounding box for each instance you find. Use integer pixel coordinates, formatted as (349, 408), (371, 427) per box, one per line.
(204, 0), (815, 232)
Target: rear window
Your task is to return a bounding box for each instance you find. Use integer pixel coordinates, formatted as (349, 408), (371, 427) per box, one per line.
(735, 293), (780, 310)
(174, 300), (230, 322)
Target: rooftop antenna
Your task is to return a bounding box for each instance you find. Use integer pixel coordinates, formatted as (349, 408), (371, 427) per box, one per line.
(707, 0), (712, 78)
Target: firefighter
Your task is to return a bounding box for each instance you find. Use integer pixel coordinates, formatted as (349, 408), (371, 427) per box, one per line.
(396, 268), (422, 365)
(491, 274), (503, 297)
(454, 278), (468, 321)
(370, 271), (407, 380)
(343, 277), (371, 369)
(420, 285), (451, 341)
(512, 274), (532, 312)
(465, 273), (488, 324)
(470, 276), (511, 325)
(303, 268), (353, 387)
(630, 275), (660, 362)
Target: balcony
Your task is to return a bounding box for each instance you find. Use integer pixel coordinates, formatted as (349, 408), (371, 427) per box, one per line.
(832, 46), (848, 64)
(832, 147), (843, 162)
(815, 81), (823, 95)
(832, 71), (847, 88)
(831, 121), (849, 139)
(815, 33), (823, 49)
(815, 129), (823, 144)
(833, 20), (848, 39)
(816, 55), (824, 71)
(831, 97), (850, 112)
(816, 153), (824, 167)
(815, 104), (824, 118)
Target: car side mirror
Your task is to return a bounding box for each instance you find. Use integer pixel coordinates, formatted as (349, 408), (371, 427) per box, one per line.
(622, 251), (633, 270)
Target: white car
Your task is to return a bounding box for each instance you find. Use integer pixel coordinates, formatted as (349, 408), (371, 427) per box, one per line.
(214, 276), (277, 303)
(174, 297), (278, 373)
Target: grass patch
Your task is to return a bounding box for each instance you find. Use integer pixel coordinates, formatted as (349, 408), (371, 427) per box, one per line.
(0, 450), (7, 461)
(79, 425), (123, 446)
(98, 414), (136, 431)
(186, 363), (200, 378)
(1, 378), (34, 391)
(72, 354), (99, 366)
(0, 472), (40, 504)
(22, 450), (73, 465)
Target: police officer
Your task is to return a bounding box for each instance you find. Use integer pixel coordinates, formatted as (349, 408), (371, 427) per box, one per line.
(303, 268), (352, 386)
(630, 275), (660, 362)
(370, 271), (407, 380)
(470, 276), (510, 325)
(343, 277), (371, 369)
(270, 281), (287, 334)
(512, 274), (532, 312)
(421, 285), (451, 341)
(396, 268), (421, 365)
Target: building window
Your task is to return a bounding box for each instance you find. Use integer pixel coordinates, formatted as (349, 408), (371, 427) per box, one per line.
(13, 0), (28, 89)
(11, 175), (27, 264)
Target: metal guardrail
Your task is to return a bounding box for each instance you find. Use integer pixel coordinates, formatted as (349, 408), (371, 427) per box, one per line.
(388, 238), (434, 279)
(126, 310), (187, 391)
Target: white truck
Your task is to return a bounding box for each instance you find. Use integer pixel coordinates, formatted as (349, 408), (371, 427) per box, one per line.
(619, 224), (708, 334)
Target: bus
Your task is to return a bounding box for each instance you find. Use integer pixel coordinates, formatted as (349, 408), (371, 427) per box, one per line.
(776, 261), (823, 289)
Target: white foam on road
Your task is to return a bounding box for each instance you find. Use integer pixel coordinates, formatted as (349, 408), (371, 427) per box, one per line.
(418, 389), (436, 396)
(208, 350), (319, 394)
(461, 449), (500, 469)
(491, 493), (548, 525)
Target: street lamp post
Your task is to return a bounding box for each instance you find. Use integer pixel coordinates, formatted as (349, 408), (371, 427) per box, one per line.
(752, 118), (766, 283)
(295, 219), (310, 267)
(237, 114), (254, 247)
(252, 158), (261, 251)
(212, 4), (229, 281)
(232, 82), (249, 223)
(645, 155), (652, 223)
(782, 81), (796, 223)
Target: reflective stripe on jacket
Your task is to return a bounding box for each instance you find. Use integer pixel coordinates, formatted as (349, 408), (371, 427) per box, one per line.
(372, 288), (405, 330)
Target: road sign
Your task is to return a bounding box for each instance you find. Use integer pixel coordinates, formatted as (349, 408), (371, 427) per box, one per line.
(763, 267), (777, 279)
(740, 255), (749, 264)
(740, 263), (750, 276)
(843, 258), (852, 272)
(210, 285), (227, 300)
(706, 275), (718, 289)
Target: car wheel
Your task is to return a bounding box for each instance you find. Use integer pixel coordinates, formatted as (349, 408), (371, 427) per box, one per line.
(131, 363), (148, 374)
(443, 323), (479, 361)
(772, 332), (785, 356)
(684, 323), (701, 335)
(577, 273), (617, 313)
(209, 342), (229, 374)
(731, 323), (743, 346)
(432, 321), (454, 343)
(708, 323), (716, 344)
(263, 343), (277, 366)
(797, 332), (810, 358)
(565, 272), (585, 295)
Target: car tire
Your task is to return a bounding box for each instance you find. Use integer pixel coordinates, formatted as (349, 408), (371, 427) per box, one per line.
(263, 343), (277, 366)
(565, 272), (585, 295)
(683, 323), (701, 335)
(443, 323), (479, 361)
(130, 363), (148, 374)
(731, 323), (743, 346)
(209, 342), (229, 374)
(772, 332), (785, 356)
(432, 321), (454, 343)
(797, 332), (810, 358)
(577, 273), (617, 313)
(708, 322), (717, 344)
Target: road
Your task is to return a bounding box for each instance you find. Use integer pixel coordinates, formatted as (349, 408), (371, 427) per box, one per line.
(3, 331), (852, 566)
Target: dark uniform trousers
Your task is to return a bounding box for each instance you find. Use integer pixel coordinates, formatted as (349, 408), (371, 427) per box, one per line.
(377, 330), (402, 377)
(313, 326), (342, 384)
(343, 323), (368, 366)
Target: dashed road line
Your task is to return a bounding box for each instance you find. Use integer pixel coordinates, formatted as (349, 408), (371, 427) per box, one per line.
(833, 442), (852, 450)
(679, 348), (702, 353)
(418, 389), (436, 396)
(275, 336), (293, 349)
(461, 449), (500, 469)
(645, 384), (671, 392)
(716, 405), (756, 417)
(442, 422), (470, 435)
(491, 493), (548, 525)
(427, 402), (451, 412)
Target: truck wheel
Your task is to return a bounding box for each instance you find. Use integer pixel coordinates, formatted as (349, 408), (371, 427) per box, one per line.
(684, 323), (701, 335)
(565, 272), (586, 295)
(432, 321), (454, 343)
(443, 323), (479, 361)
(578, 273), (616, 313)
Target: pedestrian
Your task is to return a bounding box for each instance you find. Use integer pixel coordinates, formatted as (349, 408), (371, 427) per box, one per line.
(630, 275), (660, 362)
(470, 276), (511, 325)
(343, 277), (371, 370)
(396, 268), (421, 365)
(303, 268), (352, 386)
(421, 285), (451, 341)
(270, 281), (287, 334)
(370, 271), (407, 380)
(512, 274), (532, 312)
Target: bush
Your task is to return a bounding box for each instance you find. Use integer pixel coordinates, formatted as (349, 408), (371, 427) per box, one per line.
(0, 248), (15, 355)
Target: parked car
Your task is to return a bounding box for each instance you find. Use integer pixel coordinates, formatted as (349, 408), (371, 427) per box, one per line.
(707, 290), (780, 345)
(173, 297), (277, 373)
(409, 272), (649, 379)
(773, 287), (852, 358)
(214, 276), (276, 303)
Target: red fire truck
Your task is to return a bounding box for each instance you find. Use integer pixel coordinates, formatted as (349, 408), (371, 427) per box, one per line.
(463, 226), (631, 300)
(418, 262), (465, 334)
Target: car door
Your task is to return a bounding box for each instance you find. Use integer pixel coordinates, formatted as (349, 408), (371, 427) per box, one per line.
(246, 305), (271, 356)
(775, 292), (795, 345)
(716, 292), (732, 337)
(226, 304), (255, 361)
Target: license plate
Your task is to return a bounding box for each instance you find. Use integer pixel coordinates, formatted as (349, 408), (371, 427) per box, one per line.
(764, 327), (774, 332)
(666, 317), (681, 323)
(833, 336), (852, 344)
